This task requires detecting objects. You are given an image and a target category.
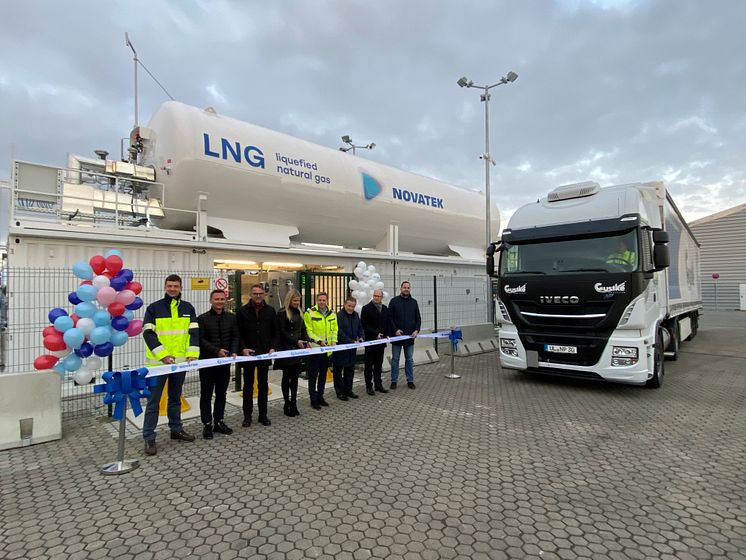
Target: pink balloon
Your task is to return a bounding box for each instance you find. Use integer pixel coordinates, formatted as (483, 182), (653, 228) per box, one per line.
(96, 286), (117, 306)
(125, 319), (143, 337)
(115, 289), (136, 306)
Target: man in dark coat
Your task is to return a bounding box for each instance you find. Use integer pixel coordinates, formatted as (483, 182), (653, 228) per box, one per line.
(333, 296), (364, 400)
(388, 280), (421, 390)
(198, 289), (240, 440)
(360, 289), (390, 396)
(236, 284), (278, 427)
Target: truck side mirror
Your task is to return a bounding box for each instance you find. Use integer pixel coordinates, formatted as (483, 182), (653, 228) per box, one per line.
(653, 244), (670, 270)
(486, 243), (497, 277)
(652, 230), (669, 244)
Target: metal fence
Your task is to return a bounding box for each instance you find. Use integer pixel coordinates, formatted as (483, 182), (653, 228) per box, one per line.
(0, 267), (492, 417)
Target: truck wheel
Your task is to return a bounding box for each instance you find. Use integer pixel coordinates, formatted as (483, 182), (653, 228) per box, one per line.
(646, 331), (665, 388)
(669, 322), (680, 361)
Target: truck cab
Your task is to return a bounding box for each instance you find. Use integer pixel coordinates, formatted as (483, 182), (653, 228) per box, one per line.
(488, 181), (700, 388)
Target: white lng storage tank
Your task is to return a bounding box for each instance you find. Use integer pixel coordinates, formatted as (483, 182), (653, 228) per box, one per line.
(136, 102), (498, 258)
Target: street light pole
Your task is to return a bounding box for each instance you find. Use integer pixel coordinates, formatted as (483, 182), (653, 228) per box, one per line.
(339, 135), (375, 155)
(458, 71), (518, 248)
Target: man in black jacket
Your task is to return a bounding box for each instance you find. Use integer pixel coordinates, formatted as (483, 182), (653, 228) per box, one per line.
(237, 284), (277, 427)
(388, 281), (421, 390)
(360, 289), (390, 396)
(198, 289), (240, 440)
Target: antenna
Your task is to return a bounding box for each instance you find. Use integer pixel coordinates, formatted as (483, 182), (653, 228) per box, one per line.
(125, 32), (139, 127)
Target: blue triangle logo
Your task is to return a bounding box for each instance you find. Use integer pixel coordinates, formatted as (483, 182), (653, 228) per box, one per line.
(362, 172), (382, 200)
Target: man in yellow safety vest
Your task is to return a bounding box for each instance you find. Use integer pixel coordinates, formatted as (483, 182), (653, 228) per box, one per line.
(303, 292), (338, 410)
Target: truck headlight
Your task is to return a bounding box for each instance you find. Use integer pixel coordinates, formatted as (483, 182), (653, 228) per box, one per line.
(500, 338), (518, 357)
(611, 346), (638, 366)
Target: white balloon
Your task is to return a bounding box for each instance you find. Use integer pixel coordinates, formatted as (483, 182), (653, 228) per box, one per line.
(86, 356), (103, 370)
(92, 275), (111, 289)
(374, 281), (385, 290)
(367, 278), (377, 288)
(362, 271), (371, 280)
(76, 317), (95, 336)
(50, 347), (72, 358)
(357, 261), (367, 270)
(371, 273), (381, 281)
(348, 280), (359, 290)
(353, 267), (364, 279)
(367, 265), (376, 272)
(382, 291), (390, 301)
(73, 368), (94, 385)
(354, 304), (363, 314)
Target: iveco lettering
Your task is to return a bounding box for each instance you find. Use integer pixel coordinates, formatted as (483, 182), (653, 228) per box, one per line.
(487, 180), (702, 388)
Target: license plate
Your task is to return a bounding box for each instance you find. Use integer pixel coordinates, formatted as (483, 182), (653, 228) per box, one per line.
(544, 344), (577, 354)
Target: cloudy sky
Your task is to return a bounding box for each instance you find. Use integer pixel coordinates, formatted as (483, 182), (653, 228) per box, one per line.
(1, 0), (744, 226)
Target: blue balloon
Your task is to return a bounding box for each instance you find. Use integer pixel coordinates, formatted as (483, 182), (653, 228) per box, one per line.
(53, 362), (67, 376)
(93, 310), (111, 327)
(104, 249), (123, 258)
(76, 284), (98, 303)
(125, 297), (143, 311)
(74, 302), (96, 318)
(75, 342), (94, 358)
(116, 268), (134, 283)
(110, 276), (128, 291)
(111, 330), (129, 347)
(68, 292), (82, 305)
(89, 326), (111, 345)
(111, 315), (130, 331)
(48, 307), (68, 324)
(63, 328), (85, 349)
(124, 310), (135, 321)
(72, 261), (94, 280)
(94, 342), (114, 357)
(61, 353), (82, 372)
(53, 315), (74, 333)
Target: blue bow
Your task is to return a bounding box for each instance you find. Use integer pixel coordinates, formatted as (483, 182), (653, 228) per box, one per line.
(94, 368), (156, 420)
(449, 328), (463, 352)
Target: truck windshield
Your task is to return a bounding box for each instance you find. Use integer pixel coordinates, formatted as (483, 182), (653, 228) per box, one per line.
(500, 230), (638, 275)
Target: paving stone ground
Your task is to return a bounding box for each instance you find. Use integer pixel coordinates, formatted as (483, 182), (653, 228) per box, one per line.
(1, 312), (745, 559)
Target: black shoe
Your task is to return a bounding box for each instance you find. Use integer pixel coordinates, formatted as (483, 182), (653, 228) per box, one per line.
(347, 393), (359, 399)
(311, 402), (321, 410)
(213, 421), (233, 435)
(337, 393), (349, 401)
(366, 387), (375, 396)
(258, 416), (271, 426)
(144, 440), (157, 456)
(375, 386), (389, 394)
(290, 402), (300, 417)
(203, 424), (214, 440)
(390, 382), (397, 390)
(319, 399), (329, 407)
(170, 430), (196, 442)
(242, 417), (252, 427)
(408, 382), (416, 389)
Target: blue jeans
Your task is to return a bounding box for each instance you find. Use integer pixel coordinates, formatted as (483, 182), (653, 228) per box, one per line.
(390, 344), (414, 383)
(142, 372), (186, 441)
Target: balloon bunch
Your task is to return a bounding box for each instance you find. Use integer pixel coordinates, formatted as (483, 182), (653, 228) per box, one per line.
(33, 250), (144, 384)
(348, 261), (389, 314)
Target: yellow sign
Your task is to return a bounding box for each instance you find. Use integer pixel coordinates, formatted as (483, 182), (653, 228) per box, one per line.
(191, 277), (210, 290)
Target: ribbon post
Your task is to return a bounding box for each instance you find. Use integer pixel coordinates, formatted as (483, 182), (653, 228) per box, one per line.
(94, 367), (155, 475)
(445, 327), (463, 379)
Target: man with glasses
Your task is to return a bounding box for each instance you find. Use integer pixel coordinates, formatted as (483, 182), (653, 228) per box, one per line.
(361, 289), (390, 396)
(237, 284), (278, 427)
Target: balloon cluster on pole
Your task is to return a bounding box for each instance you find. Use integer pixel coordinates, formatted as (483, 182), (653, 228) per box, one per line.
(348, 261), (388, 314)
(34, 250), (144, 384)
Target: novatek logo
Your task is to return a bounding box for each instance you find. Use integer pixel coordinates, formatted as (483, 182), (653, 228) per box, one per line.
(594, 282), (626, 293)
(361, 172), (383, 200)
(392, 187), (444, 209)
(504, 284), (527, 294)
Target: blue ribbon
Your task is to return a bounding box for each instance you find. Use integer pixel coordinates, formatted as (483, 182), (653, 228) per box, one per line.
(449, 328), (463, 352)
(94, 367), (156, 420)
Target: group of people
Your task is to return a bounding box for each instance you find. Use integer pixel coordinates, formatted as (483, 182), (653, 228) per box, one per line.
(140, 274), (421, 456)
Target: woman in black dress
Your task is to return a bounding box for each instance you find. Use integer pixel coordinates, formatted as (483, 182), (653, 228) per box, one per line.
(274, 289), (311, 417)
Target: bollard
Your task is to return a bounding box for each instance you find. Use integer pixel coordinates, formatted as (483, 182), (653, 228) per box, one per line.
(100, 396), (140, 475)
(445, 328), (463, 379)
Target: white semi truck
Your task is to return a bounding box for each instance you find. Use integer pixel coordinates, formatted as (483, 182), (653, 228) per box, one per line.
(487, 181), (702, 388)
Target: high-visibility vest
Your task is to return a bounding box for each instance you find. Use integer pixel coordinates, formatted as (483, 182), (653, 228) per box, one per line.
(303, 305), (338, 354)
(606, 250), (636, 266)
(142, 296), (200, 366)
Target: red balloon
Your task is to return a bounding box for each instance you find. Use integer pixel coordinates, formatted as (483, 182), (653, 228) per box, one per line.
(43, 325), (58, 337)
(105, 255), (123, 274)
(126, 281), (143, 295)
(34, 355), (59, 370)
(108, 302), (125, 316)
(103, 271), (115, 280)
(43, 334), (66, 352)
(70, 314), (80, 326)
(90, 255), (106, 275)
(80, 280), (93, 285)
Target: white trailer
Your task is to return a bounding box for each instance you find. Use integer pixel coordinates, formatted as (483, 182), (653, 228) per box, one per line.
(487, 181), (702, 388)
